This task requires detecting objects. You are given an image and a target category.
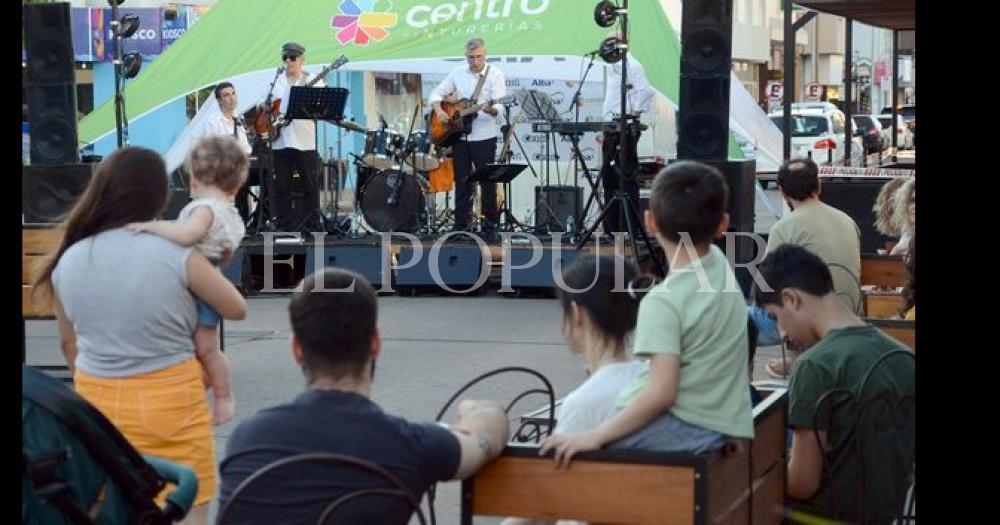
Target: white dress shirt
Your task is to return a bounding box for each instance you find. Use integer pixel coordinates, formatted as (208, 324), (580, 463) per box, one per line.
(603, 53), (655, 121)
(428, 63), (506, 142)
(202, 113), (252, 155)
(271, 71), (326, 151)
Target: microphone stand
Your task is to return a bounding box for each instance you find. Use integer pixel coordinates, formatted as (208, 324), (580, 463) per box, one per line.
(253, 66), (284, 235)
(565, 53), (603, 233)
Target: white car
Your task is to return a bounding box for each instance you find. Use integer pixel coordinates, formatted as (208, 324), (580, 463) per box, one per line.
(769, 105), (864, 165)
(875, 114), (914, 150)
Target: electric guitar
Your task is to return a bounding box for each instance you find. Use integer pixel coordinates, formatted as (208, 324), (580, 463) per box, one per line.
(255, 54), (349, 141)
(428, 95), (515, 148)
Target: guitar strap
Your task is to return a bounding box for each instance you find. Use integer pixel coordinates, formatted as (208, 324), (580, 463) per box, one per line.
(470, 64), (489, 102)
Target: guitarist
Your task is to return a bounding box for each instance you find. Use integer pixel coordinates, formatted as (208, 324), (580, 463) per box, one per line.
(268, 42), (325, 233)
(428, 38), (506, 238)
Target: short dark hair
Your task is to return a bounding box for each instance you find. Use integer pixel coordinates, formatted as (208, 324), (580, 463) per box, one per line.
(776, 158), (819, 200)
(753, 244), (834, 307)
(214, 82), (234, 99)
(289, 269), (378, 381)
(649, 161), (728, 244)
(557, 254), (641, 348)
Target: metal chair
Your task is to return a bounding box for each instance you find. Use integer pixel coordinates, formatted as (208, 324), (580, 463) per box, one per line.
(811, 349), (915, 523)
(218, 448), (426, 525)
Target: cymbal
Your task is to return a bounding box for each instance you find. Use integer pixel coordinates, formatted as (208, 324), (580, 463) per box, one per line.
(334, 119), (367, 133)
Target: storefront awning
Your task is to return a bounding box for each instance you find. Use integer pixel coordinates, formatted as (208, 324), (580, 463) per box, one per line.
(795, 0), (915, 30)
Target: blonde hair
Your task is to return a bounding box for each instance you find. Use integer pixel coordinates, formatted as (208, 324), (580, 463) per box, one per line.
(186, 135), (248, 194)
(892, 177), (915, 234)
(872, 177), (907, 236)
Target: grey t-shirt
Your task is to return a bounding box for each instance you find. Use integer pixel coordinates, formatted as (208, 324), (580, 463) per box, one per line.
(52, 228), (198, 377)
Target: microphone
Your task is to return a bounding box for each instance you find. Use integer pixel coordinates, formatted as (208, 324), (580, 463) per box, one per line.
(584, 49), (601, 57)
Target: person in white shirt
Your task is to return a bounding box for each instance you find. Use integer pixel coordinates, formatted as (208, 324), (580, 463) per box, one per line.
(600, 48), (654, 234)
(428, 38), (506, 238)
(501, 253), (644, 525)
(203, 82), (254, 224)
(265, 42), (325, 233)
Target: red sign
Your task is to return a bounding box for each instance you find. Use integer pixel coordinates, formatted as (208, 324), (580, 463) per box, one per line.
(805, 83), (823, 101)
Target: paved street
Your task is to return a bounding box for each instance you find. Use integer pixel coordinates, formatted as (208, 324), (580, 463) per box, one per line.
(24, 186), (789, 524)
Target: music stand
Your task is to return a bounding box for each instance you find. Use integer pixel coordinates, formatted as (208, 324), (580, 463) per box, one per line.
(514, 89), (562, 184)
(285, 87), (349, 233)
(469, 163), (528, 232)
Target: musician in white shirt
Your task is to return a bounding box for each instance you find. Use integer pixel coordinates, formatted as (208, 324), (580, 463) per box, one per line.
(428, 38), (506, 237)
(600, 49), (654, 233)
(202, 82), (253, 224)
(266, 42), (325, 233)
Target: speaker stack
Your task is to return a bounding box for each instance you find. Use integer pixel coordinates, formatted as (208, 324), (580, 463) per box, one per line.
(23, 3), (90, 224)
(677, 0), (757, 296)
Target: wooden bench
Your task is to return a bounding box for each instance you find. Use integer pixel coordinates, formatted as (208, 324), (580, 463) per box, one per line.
(865, 318), (915, 352)
(860, 253), (907, 289)
(862, 291), (905, 319)
(23, 227), (69, 378)
(463, 389), (788, 524)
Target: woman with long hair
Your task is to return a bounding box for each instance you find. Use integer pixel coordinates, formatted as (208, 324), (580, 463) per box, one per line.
(34, 146), (247, 525)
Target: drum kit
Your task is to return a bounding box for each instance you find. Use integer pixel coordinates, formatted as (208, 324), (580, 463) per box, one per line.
(349, 119), (453, 235)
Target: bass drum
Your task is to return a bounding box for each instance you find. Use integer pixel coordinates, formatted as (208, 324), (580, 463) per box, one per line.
(359, 169), (427, 233)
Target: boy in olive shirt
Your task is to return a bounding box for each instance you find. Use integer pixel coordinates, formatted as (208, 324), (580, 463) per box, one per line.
(755, 245), (914, 521)
(541, 161), (754, 467)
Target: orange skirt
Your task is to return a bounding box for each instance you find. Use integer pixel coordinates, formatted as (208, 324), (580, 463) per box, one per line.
(74, 357), (217, 506)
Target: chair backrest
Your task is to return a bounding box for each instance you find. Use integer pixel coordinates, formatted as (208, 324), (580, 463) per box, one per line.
(218, 448), (426, 525)
(860, 254), (907, 288)
(22, 366), (170, 525)
(827, 262), (863, 314)
(812, 349), (915, 522)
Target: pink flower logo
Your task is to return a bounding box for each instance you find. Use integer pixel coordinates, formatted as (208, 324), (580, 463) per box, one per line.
(331, 0), (398, 46)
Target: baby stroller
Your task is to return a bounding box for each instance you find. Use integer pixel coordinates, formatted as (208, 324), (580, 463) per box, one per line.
(22, 365), (198, 524)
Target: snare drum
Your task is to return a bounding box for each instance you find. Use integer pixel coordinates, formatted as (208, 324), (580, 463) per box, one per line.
(403, 130), (440, 171)
(363, 129), (404, 170)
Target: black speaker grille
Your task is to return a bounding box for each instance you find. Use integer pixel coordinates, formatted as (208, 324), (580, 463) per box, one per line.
(22, 164), (94, 224)
(25, 3), (79, 166)
(678, 0), (734, 161)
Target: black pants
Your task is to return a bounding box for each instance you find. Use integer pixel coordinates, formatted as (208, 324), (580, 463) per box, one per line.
(600, 130), (641, 233)
(270, 148), (322, 233)
(452, 137), (498, 231)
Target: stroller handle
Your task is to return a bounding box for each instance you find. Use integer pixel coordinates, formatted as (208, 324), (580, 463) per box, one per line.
(144, 455), (199, 522)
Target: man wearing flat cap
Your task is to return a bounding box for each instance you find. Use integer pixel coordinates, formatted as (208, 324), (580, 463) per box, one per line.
(266, 42), (325, 233)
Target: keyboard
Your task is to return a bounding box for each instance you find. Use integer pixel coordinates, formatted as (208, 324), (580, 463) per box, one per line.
(531, 121), (648, 135)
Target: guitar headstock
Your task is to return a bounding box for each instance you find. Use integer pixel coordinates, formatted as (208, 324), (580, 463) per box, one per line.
(331, 54), (349, 70)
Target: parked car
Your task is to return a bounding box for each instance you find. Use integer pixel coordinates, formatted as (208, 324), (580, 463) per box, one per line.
(875, 114), (914, 150)
(769, 105), (864, 165)
(851, 115), (884, 154)
(881, 105), (915, 146)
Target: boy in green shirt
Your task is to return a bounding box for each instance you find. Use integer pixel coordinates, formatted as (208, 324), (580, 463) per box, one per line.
(541, 161), (754, 467)
(754, 245), (914, 521)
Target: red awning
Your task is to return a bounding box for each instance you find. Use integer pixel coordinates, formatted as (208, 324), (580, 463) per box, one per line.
(795, 0), (915, 31)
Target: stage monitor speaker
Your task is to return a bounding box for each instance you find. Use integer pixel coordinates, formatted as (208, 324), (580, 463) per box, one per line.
(24, 2), (79, 166)
(396, 245), (488, 293)
(304, 246), (391, 289)
(699, 159), (756, 234)
(534, 186), (582, 232)
(819, 178), (893, 254)
(22, 163), (93, 224)
(677, 0), (734, 161)
(503, 248), (584, 290)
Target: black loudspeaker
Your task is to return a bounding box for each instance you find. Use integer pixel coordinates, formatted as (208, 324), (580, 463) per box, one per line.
(534, 186), (582, 232)
(677, 0), (734, 160)
(24, 3), (79, 166)
(703, 160), (757, 290)
(396, 245), (488, 293)
(22, 164), (93, 224)
(819, 178), (892, 254)
(502, 248), (583, 290)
